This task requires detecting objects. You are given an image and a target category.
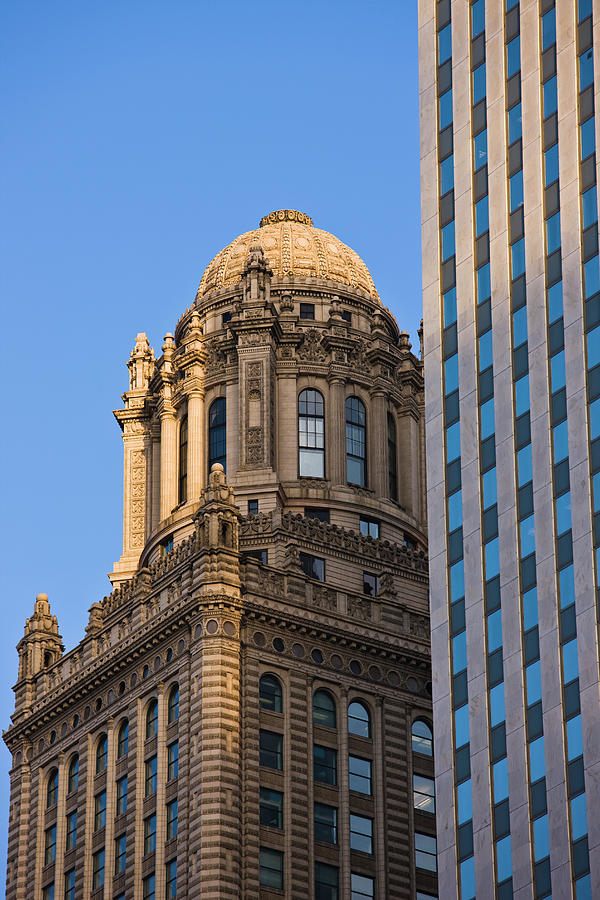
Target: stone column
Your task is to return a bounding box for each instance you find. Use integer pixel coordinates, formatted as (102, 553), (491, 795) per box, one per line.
(328, 377), (346, 486)
(151, 425), (161, 531)
(155, 683), (167, 898)
(160, 407), (178, 521)
(187, 390), (205, 500)
(370, 391), (387, 497)
(5, 747), (32, 900)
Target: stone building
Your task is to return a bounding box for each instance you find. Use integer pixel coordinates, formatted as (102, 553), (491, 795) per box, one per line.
(4, 210), (435, 899)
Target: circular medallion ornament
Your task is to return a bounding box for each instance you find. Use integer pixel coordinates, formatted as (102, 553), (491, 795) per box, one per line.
(223, 621), (236, 636)
(253, 632), (266, 647)
(206, 619), (219, 635)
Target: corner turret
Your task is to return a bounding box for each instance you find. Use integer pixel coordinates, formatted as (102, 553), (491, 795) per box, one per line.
(14, 594), (64, 719)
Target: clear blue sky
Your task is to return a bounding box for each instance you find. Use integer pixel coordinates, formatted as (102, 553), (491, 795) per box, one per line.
(0, 1), (420, 885)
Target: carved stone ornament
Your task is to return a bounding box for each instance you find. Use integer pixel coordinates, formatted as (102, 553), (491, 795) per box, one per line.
(297, 329), (327, 362)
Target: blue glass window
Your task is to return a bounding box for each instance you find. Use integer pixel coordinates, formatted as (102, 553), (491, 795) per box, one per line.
(438, 24), (452, 65)
(581, 116), (596, 161)
(546, 212), (561, 255)
(445, 353), (459, 394)
(209, 398), (227, 471)
(489, 683), (506, 727)
(526, 661), (542, 705)
(460, 857), (476, 900)
(520, 514), (535, 557)
(476, 196), (489, 236)
(515, 374), (530, 417)
(454, 704), (470, 748)
(567, 715), (583, 761)
(533, 814), (550, 862)
(479, 329), (493, 370)
(444, 287), (457, 326)
(487, 609), (503, 653)
(579, 48), (594, 91)
(482, 468), (497, 509)
(543, 76), (557, 117)
(544, 142), (559, 187)
(517, 444), (532, 487)
(576, 874), (592, 900)
(493, 758), (508, 802)
(583, 185), (598, 228)
(485, 537), (500, 579)
(442, 220), (455, 261)
(480, 397), (495, 439)
(542, 10), (556, 50)
(551, 350), (566, 392)
(508, 103), (522, 144)
(579, 0), (592, 22)
(562, 638), (579, 684)
(511, 238), (525, 279)
(474, 129), (488, 170)
(507, 36), (521, 78)
(553, 420), (569, 462)
(477, 263), (491, 302)
(571, 793), (588, 841)
(512, 306), (528, 346)
(587, 326), (600, 368)
(440, 89), (453, 130)
(448, 489), (463, 532)
(346, 397), (367, 486)
(593, 472), (600, 512)
(446, 421), (461, 463)
(548, 281), (563, 322)
(441, 154), (454, 194)
(450, 560), (465, 602)
(529, 736), (546, 782)
(453, 631), (467, 675)
(496, 835), (512, 883)
(472, 0), (485, 38)
(523, 587), (538, 631)
(591, 397), (600, 440)
(473, 64), (486, 105)
(457, 780), (472, 824)
(510, 170), (523, 211)
(584, 255), (600, 299)
(559, 565), (575, 608)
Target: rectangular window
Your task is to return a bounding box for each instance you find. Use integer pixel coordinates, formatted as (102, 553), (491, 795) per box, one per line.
(581, 116), (596, 161)
(363, 572), (380, 596)
(245, 548), (268, 564)
(305, 507), (330, 523)
(314, 744), (337, 785)
(475, 196), (489, 236)
(442, 220), (455, 260)
(359, 516), (379, 539)
(222, 311), (232, 326)
(349, 756), (372, 794)
(300, 303), (315, 319)
(166, 860), (177, 900)
(413, 773), (436, 813)
(144, 813), (157, 856)
(299, 551), (325, 581)
(116, 775), (128, 815)
(438, 23), (452, 65)
(115, 834), (126, 875)
(259, 730), (283, 770)
(350, 814), (373, 854)
(508, 102), (522, 144)
(259, 847), (284, 890)
(506, 35), (520, 78)
(546, 212), (561, 255)
(168, 741), (179, 781)
(580, 48), (594, 91)
(340, 309), (352, 323)
(260, 788), (283, 829)
(64, 870), (75, 900)
(44, 825), (57, 866)
(94, 791), (106, 832)
(145, 756), (157, 797)
(474, 129), (487, 169)
(542, 9), (556, 49)
(92, 849), (105, 890)
(314, 802), (338, 844)
(439, 88), (453, 131)
(42, 886), (54, 900)
(440, 153), (454, 193)
(248, 499), (259, 516)
(315, 862), (339, 898)
(544, 143), (559, 187)
(472, 63), (486, 105)
(142, 874), (155, 900)
(543, 75), (557, 117)
(351, 873), (374, 899)
(167, 799), (178, 840)
(66, 810), (77, 850)
(582, 185), (598, 229)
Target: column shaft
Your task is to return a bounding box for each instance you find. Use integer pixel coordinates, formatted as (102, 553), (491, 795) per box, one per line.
(187, 391), (205, 500)
(160, 411), (178, 521)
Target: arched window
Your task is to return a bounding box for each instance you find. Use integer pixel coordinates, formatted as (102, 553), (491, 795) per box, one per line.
(348, 701), (371, 738)
(168, 684), (180, 724)
(387, 412), (398, 501)
(146, 699), (159, 739)
(68, 755), (79, 793)
(313, 690), (336, 728)
(209, 398), (226, 472)
(178, 415), (188, 503)
(47, 769), (59, 808)
(96, 734), (108, 774)
(117, 720), (129, 758)
(298, 389), (325, 478)
(346, 397), (366, 486)
(259, 675), (283, 713)
(412, 720), (433, 756)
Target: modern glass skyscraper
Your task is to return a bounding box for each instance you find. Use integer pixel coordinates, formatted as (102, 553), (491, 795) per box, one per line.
(420, 0), (600, 896)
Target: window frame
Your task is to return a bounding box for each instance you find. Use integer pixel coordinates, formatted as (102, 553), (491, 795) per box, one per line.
(299, 551), (325, 581)
(314, 801), (338, 844)
(387, 411), (398, 500)
(166, 799), (178, 840)
(92, 848), (105, 890)
(145, 699), (159, 740)
(412, 719), (434, 757)
(259, 847), (284, 890)
(413, 773), (436, 814)
(114, 833), (127, 875)
(313, 743), (338, 786)
(350, 813), (373, 855)
(178, 413), (188, 504)
(116, 775), (128, 816)
(145, 755), (157, 797)
(144, 813), (157, 856)
(167, 740), (179, 781)
(117, 719), (129, 759)
(259, 674), (283, 713)
(96, 734), (108, 774)
(259, 787), (284, 829)
(46, 769), (59, 808)
(168, 683), (180, 723)
(348, 700), (372, 738)
(67, 755), (79, 793)
(298, 388), (325, 479)
(44, 824), (57, 866)
(259, 729), (283, 770)
(348, 755), (372, 795)
(208, 397), (227, 472)
(313, 689), (337, 728)
(94, 790), (107, 832)
(346, 395), (367, 487)
(66, 809), (78, 851)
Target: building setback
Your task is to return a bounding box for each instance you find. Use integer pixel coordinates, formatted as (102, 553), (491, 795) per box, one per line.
(4, 210), (437, 899)
(420, 0), (600, 897)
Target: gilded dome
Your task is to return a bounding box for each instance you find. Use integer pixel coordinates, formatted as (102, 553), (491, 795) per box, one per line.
(196, 210), (380, 302)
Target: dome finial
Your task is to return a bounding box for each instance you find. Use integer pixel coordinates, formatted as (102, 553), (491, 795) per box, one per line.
(260, 210), (313, 227)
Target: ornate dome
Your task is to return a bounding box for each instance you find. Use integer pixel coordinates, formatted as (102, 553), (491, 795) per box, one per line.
(195, 209), (380, 302)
